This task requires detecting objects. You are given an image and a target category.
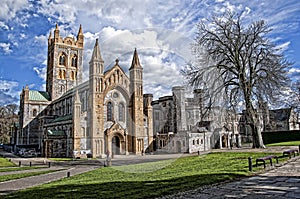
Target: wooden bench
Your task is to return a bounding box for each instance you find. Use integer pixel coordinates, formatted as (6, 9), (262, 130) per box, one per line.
(283, 149), (299, 158)
(256, 155), (278, 168)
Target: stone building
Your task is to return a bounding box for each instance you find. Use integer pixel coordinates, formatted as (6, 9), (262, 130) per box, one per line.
(152, 86), (240, 153)
(18, 25), (153, 158)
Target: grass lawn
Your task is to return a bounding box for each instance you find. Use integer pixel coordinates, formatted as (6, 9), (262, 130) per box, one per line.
(5, 152), (283, 199)
(266, 141), (300, 146)
(0, 157), (16, 167)
(0, 170), (64, 183)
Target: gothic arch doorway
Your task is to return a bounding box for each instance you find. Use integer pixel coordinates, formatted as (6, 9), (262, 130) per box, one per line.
(112, 135), (121, 155)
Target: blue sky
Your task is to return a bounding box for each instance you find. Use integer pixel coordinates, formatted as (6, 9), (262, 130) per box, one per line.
(0, 0), (300, 106)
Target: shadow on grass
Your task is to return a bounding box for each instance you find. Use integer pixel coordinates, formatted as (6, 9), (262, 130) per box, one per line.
(3, 173), (245, 199)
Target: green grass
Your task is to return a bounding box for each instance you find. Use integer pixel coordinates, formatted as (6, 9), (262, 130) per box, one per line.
(0, 170), (64, 182)
(0, 166), (48, 173)
(266, 141), (300, 146)
(0, 157), (16, 167)
(5, 152), (282, 199)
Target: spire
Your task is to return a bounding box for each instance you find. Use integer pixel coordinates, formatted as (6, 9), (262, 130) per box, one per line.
(76, 24), (84, 48)
(130, 48), (142, 70)
(54, 23), (59, 41)
(55, 23), (59, 31)
(89, 39), (103, 62)
(77, 24), (83, 35)
(48, 31), (52, 40)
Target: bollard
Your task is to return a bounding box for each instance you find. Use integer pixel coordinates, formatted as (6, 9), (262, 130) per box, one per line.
(67, 172), (70, 177)
(299, 145), (300, 154)
(107, 160), (112, 167)
(19, 161), (21, 167)
(48, 162), (51, 168)
(30, 162), (32, 167)
(248, 157), (252, 172)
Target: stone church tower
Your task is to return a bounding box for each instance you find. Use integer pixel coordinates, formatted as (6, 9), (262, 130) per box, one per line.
(46, 24), (84, 100)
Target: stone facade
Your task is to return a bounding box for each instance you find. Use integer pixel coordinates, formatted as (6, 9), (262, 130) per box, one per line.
(18, 25), (153, 158)
(152, 86), (240, 153)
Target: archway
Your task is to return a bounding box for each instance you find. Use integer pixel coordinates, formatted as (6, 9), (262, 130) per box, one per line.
(112, 136), (121, 155)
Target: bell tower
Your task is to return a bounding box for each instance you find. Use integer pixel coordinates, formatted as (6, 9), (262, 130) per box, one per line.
(46, 24), (84, 101)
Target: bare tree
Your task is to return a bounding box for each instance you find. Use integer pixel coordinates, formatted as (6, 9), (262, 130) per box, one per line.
(0, 104), (19, 144)
(182, 12), (291, 148)
(289, 80), (300, 112)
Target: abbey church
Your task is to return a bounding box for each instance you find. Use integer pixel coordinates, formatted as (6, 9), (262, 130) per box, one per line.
(18, 25), (154, 158)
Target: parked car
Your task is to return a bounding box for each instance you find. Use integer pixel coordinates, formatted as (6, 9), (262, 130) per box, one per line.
(18, 148), (37, 157)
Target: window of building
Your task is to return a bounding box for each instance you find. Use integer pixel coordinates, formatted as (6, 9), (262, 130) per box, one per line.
(71, 55), (77, 68)
(118, 103), (125, 122)
(192, 140), (195, 145)
(32, 109), (37, 117)
(107, 102), (113, 121)
(71, 71), (76, 80)
(59, 54), (66, 66)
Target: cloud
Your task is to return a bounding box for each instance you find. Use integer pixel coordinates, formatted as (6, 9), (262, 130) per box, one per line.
(0, 43), (12, 54)
(0, 80), (19, 105)
(33, 66), (47, 82)
(80, 26), (191, 99)
(0, 0), (29, 21)
(0, 21), (9, 30)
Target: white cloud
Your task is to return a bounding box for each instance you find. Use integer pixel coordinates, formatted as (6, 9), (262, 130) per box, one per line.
(34, 35), (47, 44)
(0, 43), (12, 54)
(275, 41), (291, 54)
(0, 80), (20, 105)
(33, 66), (47, 82)
(0, 21), (9, 30)
(0, 0), (28, 21)
(80, 27), (191, 99)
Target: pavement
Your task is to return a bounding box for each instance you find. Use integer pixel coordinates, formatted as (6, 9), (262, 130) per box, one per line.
(0, 146), (299, 198)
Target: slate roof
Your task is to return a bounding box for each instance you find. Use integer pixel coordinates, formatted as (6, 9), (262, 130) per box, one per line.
(29, 91), (51, 101)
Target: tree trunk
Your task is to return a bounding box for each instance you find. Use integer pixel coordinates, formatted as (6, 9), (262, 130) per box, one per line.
(245, 95), (265, 148)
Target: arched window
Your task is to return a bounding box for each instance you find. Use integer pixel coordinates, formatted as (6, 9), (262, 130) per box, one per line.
(32, 109), (37, 117)
(71, 55), (77, 68)
(59, 54), (66, 66)
(71, 71), (76, 80)
(62, 70), (66, 79)
(119, 103), (125, 122)
(107, 102), (113, 121)
(58, 70), (62, 79)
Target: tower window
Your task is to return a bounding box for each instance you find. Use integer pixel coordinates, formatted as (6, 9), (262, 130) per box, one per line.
(71, 55), (77, 68)
(107, 102), (113, 121)
(71, 71), (76, 80)
(59, 54), (66, 66)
